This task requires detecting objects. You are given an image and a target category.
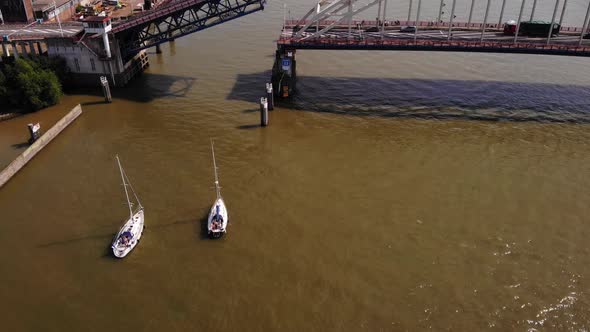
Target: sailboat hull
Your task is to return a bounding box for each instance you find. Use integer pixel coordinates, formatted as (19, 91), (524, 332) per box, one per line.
(112, 209), (145, 258)
(207, 198), (228, 239)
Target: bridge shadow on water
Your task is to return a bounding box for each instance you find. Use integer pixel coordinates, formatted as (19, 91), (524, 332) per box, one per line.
(74, 73), (196, 104)
(227, 72), (590, 124)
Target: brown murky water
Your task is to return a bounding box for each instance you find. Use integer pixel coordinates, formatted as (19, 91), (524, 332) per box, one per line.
(1, 1), (590, 331)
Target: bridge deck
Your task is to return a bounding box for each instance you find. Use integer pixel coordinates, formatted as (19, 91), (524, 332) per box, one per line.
(279, 20), (590, 57)
(0, 23), (83, 41)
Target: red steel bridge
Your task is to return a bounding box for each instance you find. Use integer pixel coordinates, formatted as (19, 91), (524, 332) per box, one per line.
(2, 0), (266, 59)
(112, 0), (267, 59)
(272, 0), (590, 98)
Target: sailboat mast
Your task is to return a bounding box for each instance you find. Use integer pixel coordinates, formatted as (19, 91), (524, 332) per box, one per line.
(122, 167), (142, 210)
(211, 140), (221, 199)
(116, 155), (134, 218)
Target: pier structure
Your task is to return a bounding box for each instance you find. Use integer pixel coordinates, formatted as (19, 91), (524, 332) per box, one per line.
(1, 0), (267, 86)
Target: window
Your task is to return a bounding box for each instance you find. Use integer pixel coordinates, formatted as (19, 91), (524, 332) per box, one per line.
(74, 58), (80, 72)
(90, 58), (96, 71)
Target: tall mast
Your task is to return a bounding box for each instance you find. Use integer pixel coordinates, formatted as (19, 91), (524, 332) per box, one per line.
(122, 167), (142, 210)
(116, 155), (133, 218)
(211, 139), (221, 199)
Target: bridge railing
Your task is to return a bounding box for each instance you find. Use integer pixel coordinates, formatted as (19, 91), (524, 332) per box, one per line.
(285, 20), (584, 33)
(278, 36), (590, 53)
(112, 0), (207, 34)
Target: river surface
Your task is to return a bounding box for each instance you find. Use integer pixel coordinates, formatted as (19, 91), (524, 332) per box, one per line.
(1, 0), (590, 331)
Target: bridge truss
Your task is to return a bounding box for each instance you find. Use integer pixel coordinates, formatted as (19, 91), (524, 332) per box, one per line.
(281, 0), (590, 57)
(113, 0), (266, 59)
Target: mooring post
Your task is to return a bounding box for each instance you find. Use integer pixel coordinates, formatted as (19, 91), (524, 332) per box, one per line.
(266, 83), (274, 110)
(100, 76), (112, 103)
(260, 97), (269, 127)
(27, 123), (41, 144)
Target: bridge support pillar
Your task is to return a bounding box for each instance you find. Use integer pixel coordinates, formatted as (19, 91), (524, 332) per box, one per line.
(11, 42), (19, 59)
(36, 42), (43, 55)
(156, 44), (162, 54)
(28, 41), (36, 56)
(271, 47), (296, 98)
(1, 43), (9, 58)
(20, 43), (29, 56)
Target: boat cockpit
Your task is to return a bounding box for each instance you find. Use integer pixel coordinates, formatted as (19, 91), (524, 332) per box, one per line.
(211, 214), (224, 231)
(118, 231), (134, 246)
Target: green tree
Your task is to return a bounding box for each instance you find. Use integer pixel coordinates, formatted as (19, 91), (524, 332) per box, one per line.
(0, 58), (64, 113)
(6, 59), (62, 111)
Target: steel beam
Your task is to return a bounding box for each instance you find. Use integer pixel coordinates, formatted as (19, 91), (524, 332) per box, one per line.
(558, 0), (568, 26)
(116, 0), (266, 59)
(414, 0), (422, 42)
(481, 0), (491, 42)
(301, 0), (381, 40)
(530, 0), (538, 21)
(448, 0), (456, 40)
(580, 0), (590, 45)
(547, 0), (560, 45)
(514, 0), (527, 44)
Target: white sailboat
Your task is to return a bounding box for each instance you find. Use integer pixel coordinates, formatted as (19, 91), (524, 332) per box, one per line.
(111, 155), (145, 258)
(207, 140), (228, 238)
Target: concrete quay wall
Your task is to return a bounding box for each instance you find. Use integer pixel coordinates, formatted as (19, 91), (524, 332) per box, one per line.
(0, 104), (83, 189)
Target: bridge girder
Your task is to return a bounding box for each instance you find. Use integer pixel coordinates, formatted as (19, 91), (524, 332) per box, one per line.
(115, 0), (266, 59)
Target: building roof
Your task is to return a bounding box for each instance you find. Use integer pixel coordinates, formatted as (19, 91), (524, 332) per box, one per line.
(33, 0), (78, 12)
(82, 15), (111, 23)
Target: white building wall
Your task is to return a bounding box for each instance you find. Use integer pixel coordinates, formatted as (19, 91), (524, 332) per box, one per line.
(46, 37), (122, 75)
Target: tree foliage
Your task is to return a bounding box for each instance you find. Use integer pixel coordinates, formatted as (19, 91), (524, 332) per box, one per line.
(0, 57), (66, 112)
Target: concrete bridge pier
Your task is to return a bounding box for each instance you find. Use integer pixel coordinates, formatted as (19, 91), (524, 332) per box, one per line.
(11, 42), (19, 59)
(1, 43), (10, 58)
(28, 41), (37, 56)
(18, 42), (28, 56)
(271, 48), (296, 98)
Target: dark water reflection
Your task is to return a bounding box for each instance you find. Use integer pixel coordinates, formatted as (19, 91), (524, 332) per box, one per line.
(230, 72), (590, 123)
